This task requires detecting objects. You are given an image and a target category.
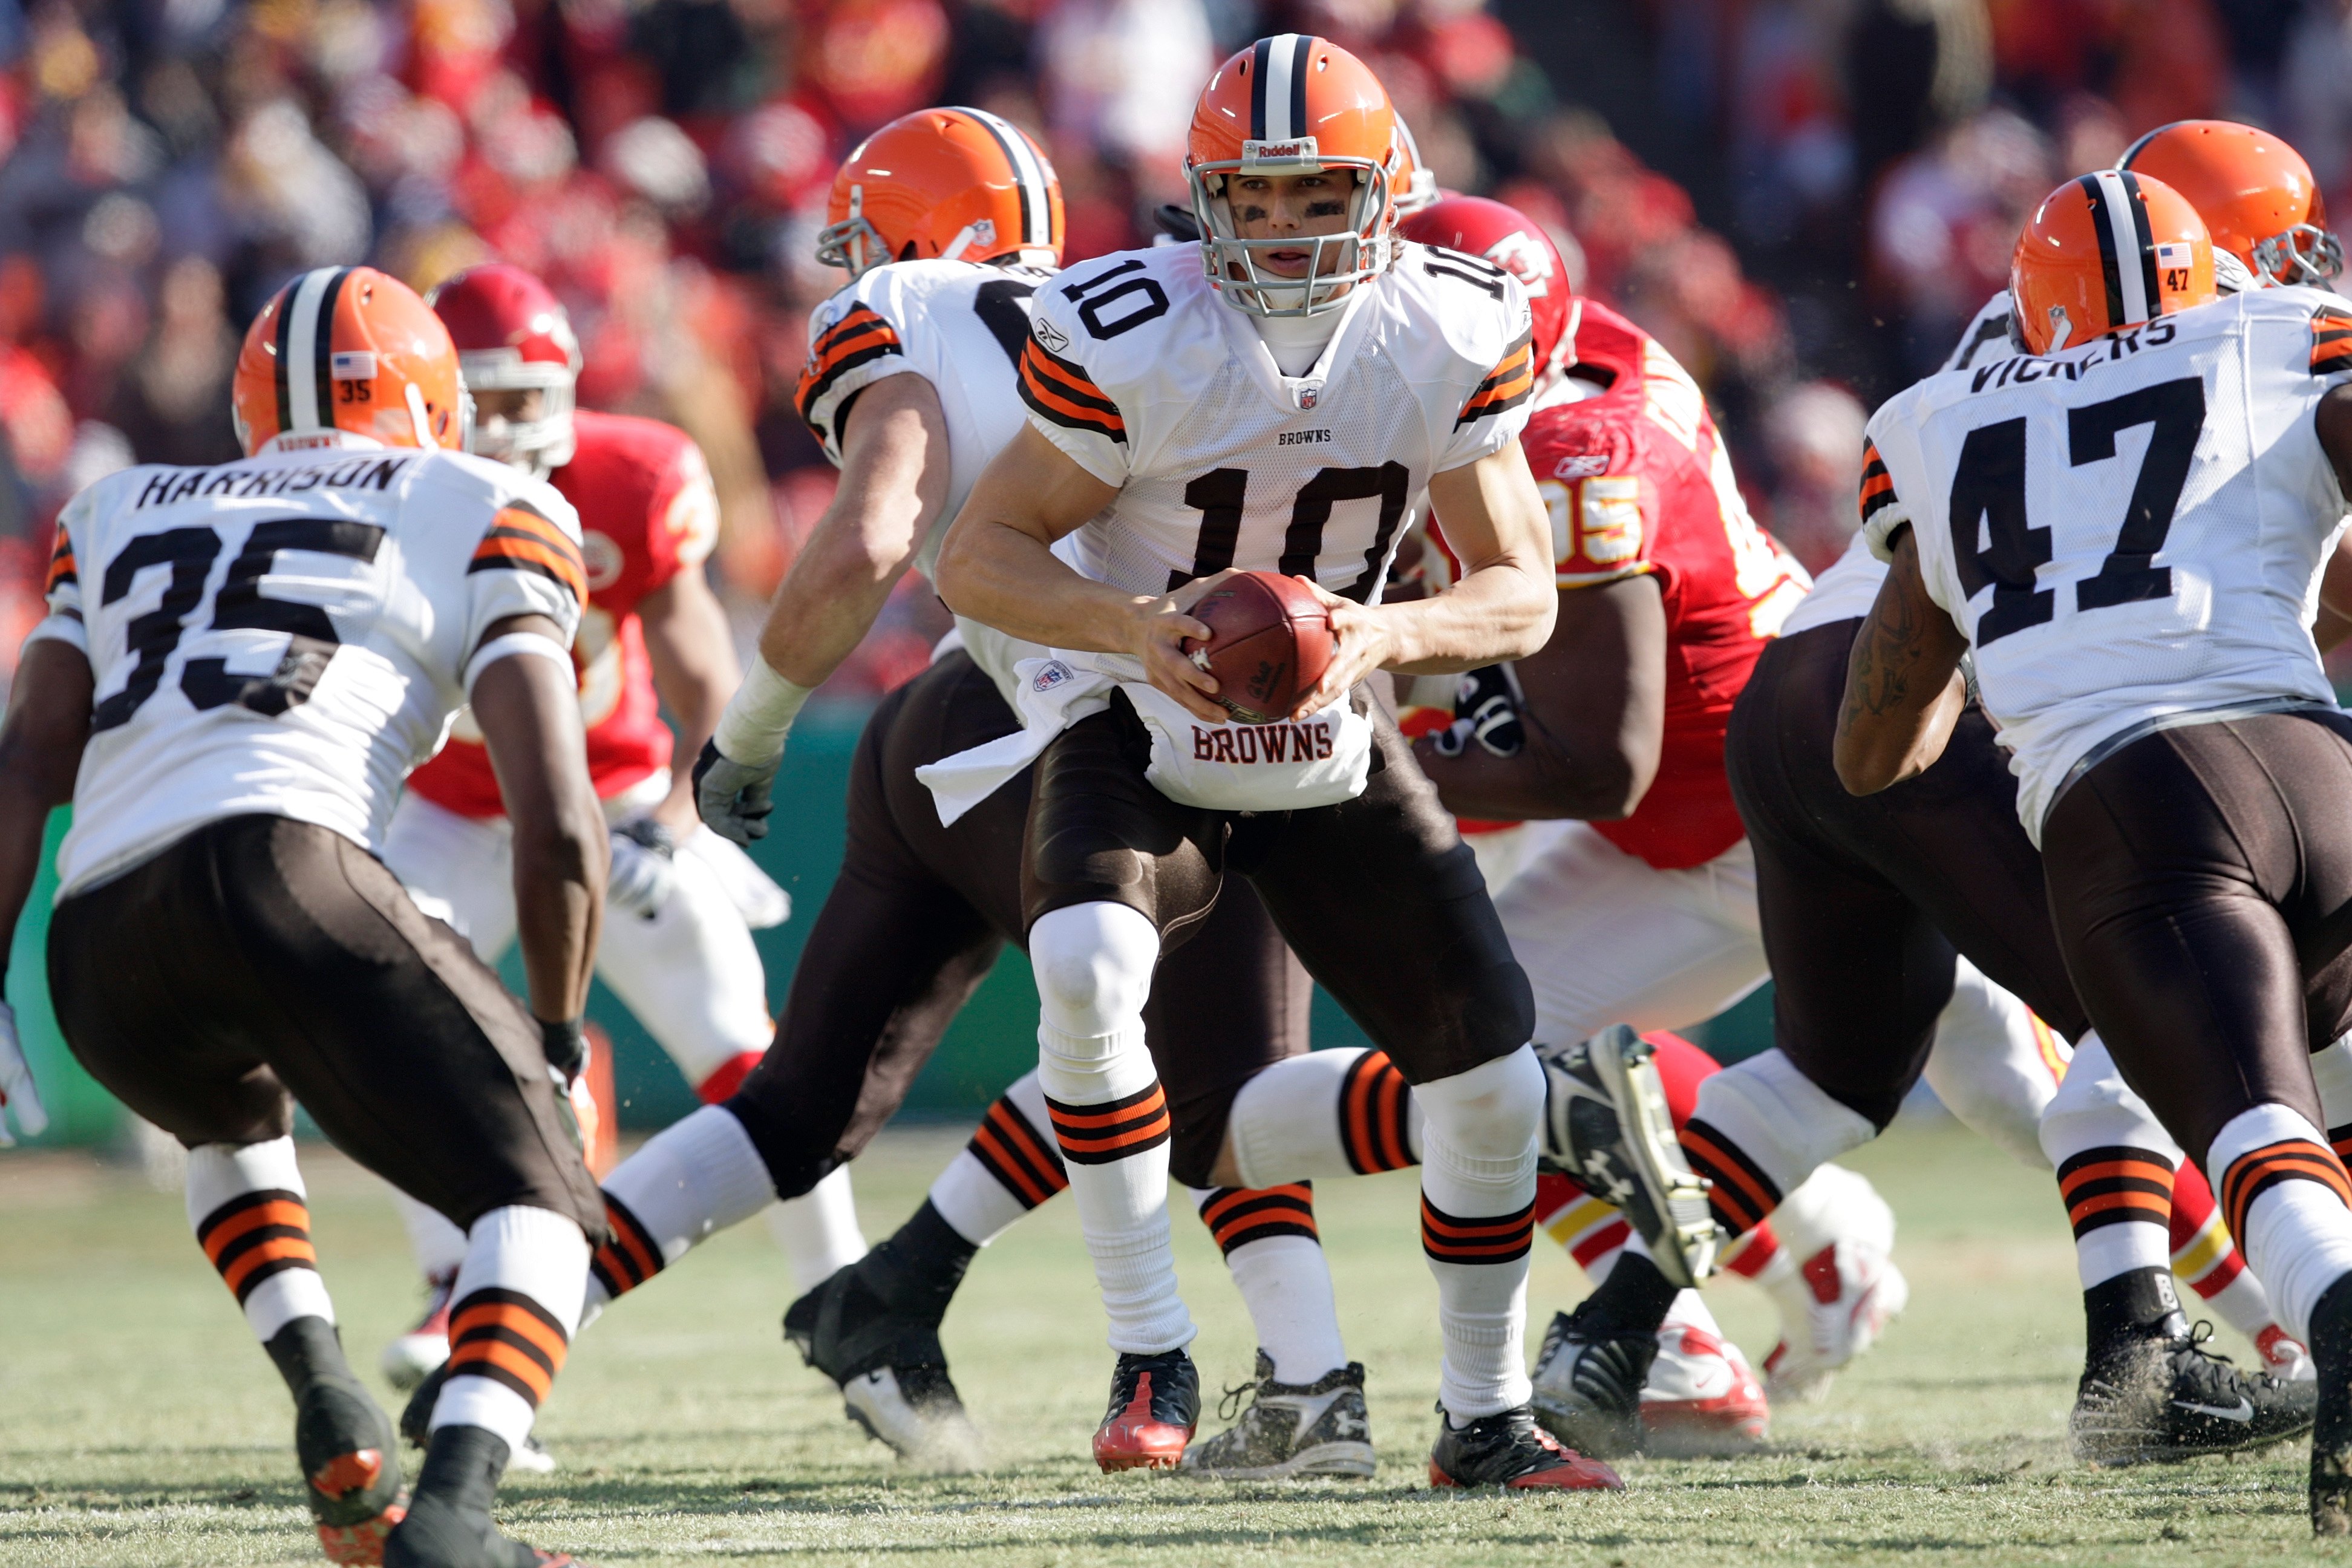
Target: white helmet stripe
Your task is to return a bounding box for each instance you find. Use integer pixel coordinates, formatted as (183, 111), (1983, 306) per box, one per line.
(279, 267), (339, 434)
(966, 108), (1052, 247)
(2089, 169), (2149, 327)
(1261, 33), (1301, 142)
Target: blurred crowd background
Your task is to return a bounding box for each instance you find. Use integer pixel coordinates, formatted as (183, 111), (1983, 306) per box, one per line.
(0, 0), (2342, 699)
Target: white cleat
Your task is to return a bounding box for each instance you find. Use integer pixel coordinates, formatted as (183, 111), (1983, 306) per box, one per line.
(1763, 1239), (1909, 1403)
(840, 1364), (987, 1474)
(1642, 1323), (1770, 1456)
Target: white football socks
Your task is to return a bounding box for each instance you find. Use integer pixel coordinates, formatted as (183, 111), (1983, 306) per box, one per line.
(929, 1071), (1067, 1246)
(1031, 901), (1194, 1355)
(2038, 1034), (2180, 1289)
(1685, 1049), (1875, 1207)
(431, 1204), (590, 1454)
(1415, 1047), (1543, 1420)
(1226, 1047), (1424, 1184)
(392, 1187), (470, 1281)
(765, 1165), (866, 1290)
(186, 1138), (337, 1342)
(586, 1102), (778, 1313)
(1190, 1186), (1348, 1383)
(2207, 1103), (2352, 1342)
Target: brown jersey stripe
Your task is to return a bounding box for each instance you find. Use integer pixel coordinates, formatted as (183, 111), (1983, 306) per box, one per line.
(2331, 1122), (2352, 1165)
(1454, 342), (1536, 427)
(2221, 1140), (2352, 1241)
(1859, 442), (1898, 521)
(2315, 306), (2352, 373)
(1679, 1117), (1780, 1236)
(470, 538), (587, 604)
(795, 306), (905, 423)
(1420, 1197), (1534, 1263)
(1339, 1050), (1416, 1174)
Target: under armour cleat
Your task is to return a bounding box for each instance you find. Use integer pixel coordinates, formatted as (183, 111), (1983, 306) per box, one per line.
(1529, 1299), (1658, 1459)
(1641, 1322), (1769, 1456)
(384, 1425), (585, 1568)
(381, 1272), (457, 1394)
(2072, 1321), (2315, 1466)
(1428, 1403), (1624, 1489)
(1536, 1025), (1719, 1287)
(783, 1262), (984, 1472)
(1095, 1349), (1199, 1471)
(263, 1318), (407, 1565)
(396, 1365), (554, 1474)
(1762, 1239), (1909, 1403)
(1181, 1353), (1375, 1480)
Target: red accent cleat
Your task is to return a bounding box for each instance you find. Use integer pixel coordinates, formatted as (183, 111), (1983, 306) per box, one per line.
(1093, 1351), (1200, 1471)
(318, 1495), (406, 1566)
(1428, 1404), (1626, 1490)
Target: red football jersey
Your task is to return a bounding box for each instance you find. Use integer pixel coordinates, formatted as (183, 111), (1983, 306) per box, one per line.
(1433, 302), (1807, 869)
(407, 409), (720, 817)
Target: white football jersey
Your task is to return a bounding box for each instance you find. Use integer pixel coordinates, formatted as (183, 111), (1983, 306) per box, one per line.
(797, 257), (1055, 584)
(36, 438), (583, 894)
(1862, 288), (2352, 841)
(1018, 240), (1536, 600)
(795, 256), (1060, 698)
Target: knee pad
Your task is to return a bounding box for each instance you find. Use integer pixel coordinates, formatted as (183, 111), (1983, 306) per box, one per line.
(1413, 1047), (1542, 1163)
(1029, 901), (1161, 1042)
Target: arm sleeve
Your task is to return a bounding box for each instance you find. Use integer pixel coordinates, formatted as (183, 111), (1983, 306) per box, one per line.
(1017, 290), (1132, 486)
(462, 485), (587, 660)
(24, 500), (87, 653)
(796, 276), (915, 463)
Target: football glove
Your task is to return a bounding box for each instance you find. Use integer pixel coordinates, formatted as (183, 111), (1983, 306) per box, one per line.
(693, 737), (778, 846)
(0, 998), (49, 1147)
(607, 817), (678, 920)
(1431, 664), (1525, 759)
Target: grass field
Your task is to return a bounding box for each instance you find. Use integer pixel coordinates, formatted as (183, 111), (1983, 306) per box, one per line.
(1, 1116), (2337, 1567)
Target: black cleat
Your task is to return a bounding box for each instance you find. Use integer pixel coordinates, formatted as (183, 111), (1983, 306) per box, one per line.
(1094, 1349), (1200, 1471)
(382, 1424), (583, 1567)
(1535, 1026), (1720, 1287)
(2310, 1275), (2352, 1534)
(1428, 1403), (1624, 1489)
(1181, 1353), (1375, 1479)
(1529, 1301), (1660, 1459)
(2072, 1321), (2315, 1466)
(782, 1255), (982, 1470)
(265, 1317), (408, 1566)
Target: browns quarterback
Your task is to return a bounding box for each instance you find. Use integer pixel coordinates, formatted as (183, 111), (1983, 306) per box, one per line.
(0, 267), (606, 1567)
(365, 261), (855, 1408)
(926, 35), (1626, 1491)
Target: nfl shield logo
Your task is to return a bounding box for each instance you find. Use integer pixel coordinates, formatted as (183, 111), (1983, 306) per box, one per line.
(1295, 382), (1321, 411)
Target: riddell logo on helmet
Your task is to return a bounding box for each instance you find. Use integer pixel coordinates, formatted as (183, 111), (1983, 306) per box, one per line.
(1241, 138), (1319, 166)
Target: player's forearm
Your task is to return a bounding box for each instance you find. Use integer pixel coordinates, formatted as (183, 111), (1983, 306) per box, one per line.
(1834, 529), (1969, 794)
(641, 575), (738, 826)
(755, 497), (926, 690)
(936, 517), (1155, 655)
(0, 642), (92, 995)
(474, 642), (608, 1020)
(1378, 557), (1557, 674)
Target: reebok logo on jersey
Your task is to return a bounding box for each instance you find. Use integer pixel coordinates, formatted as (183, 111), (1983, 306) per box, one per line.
(1191, 719), (1333, 765)
(1553, 454), (1610, 479)
(1033, 318), (1071, 353)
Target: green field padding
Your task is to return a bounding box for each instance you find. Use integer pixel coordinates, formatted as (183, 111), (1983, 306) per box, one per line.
(4, 704), (1774, 1145)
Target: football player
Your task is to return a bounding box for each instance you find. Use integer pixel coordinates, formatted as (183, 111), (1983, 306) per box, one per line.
(591, 108), (1362, 1478)
(0, 267), (604, 1566)
(927, 36), (1618, 1491)
(1554, 136), (2350, 1471)
(1834, 170), (2352, 1531)
(368, 261), (853, 1400)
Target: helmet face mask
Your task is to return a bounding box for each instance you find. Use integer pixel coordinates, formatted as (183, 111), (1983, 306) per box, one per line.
(1185, 36), (1402, 319)
(1189, 146), (1394, 317)
(459, 351), (576, 474)
(2251, 222), (2345, 287)
(2117, 120), (2344, 291)
(426, 263), (581, 477)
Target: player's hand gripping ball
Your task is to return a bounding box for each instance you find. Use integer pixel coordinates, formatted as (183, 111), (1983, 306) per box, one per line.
(1181, 572), (1341, 724)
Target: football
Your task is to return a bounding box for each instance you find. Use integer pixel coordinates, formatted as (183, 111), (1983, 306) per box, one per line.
(1181, 572), (1341, 724)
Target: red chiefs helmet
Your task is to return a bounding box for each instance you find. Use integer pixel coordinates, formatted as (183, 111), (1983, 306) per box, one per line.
(426, 263), (583, 475)
(1400, 195), (1575, 377)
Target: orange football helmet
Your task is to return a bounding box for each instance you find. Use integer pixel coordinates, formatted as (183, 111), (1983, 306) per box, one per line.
(232, 267), (470, 456)
(815, 106), (1063, 280)
(1392, 114), (1439, 217)
(1186, 34), (1401, 316)
(2011, 170), (2217, 355)
(2119, 120), (2342, 287)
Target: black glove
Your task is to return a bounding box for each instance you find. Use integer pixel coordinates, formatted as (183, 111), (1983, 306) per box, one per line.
(1432, 664), (1524, 759)
(540, 1016), (587, 1083)
(693, 737), (778, 845)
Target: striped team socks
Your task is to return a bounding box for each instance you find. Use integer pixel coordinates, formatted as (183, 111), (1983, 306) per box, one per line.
(1677, 1051), (1875, 1241)
(429, 1205), (590, 1455)
(1415, 1049), (1544, 1420)
(2166, 1159), (2292, 1347)
(2056, 1145), (2177, 1287)
(187, 1138), (336, 1341)
(586, 1103), (779, 1312)
(929, 1072), (1070, 1246)
(2207, 1104), (2352, 1342)
(1192, 1184), (1348, 1382)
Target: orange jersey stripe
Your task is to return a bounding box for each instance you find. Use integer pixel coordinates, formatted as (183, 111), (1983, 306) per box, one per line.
(474, 537), (587, 602)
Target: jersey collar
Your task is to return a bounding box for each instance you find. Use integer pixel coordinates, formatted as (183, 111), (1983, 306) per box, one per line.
(1217, 279), (1372, 415)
